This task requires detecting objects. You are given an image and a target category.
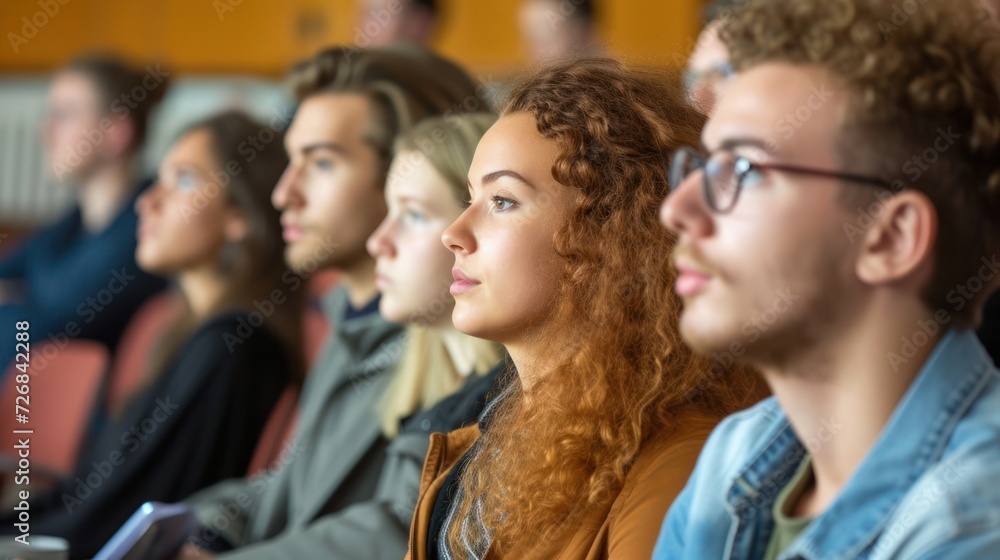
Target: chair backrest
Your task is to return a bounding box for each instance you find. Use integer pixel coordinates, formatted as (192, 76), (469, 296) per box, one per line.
(303, 270), (338, 368)
(245, 387), (300, 476)
(0, 340), (109, 477)
(105, 292), (184, 413)
(308, 269), (340, 300)
(303, 307), (331, 368)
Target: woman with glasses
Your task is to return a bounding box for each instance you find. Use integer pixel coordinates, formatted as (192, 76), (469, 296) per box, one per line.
(404, 58), (766, 560)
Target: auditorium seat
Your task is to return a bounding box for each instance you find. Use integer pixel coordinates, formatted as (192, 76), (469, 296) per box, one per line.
(246, 386), (300, 476)
(104, 291), (184, 414)
(0, 341), (109, 483)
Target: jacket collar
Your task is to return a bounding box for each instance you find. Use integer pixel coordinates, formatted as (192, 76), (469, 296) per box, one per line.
(726, 328), (995, 559)
(321, 286), (402, 377)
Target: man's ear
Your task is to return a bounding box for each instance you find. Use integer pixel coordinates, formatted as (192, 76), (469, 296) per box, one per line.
(100, 116), (137, 160)
(855, 190), (937, 288)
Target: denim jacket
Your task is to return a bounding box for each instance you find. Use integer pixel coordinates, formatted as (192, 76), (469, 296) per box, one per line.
(654, 329), (1000, 559)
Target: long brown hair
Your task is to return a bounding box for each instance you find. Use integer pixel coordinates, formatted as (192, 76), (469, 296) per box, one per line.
(447, 58), (763, 556)
(142, 111), (305, 399)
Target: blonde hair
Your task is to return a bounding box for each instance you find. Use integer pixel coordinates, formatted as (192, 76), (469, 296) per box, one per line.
(380, 113), (503, 437)
(381, 328), (501, 436)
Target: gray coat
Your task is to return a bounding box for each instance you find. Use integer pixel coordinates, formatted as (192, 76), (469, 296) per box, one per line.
(185, 287), (406, 558)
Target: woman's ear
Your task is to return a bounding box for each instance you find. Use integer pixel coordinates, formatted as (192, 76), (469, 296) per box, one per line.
(223, 207), (249, 244)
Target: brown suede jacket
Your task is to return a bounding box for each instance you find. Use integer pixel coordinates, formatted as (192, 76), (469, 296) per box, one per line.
(404, 407), (721, 559)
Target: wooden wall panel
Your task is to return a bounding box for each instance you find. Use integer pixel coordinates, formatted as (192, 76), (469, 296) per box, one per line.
(0, 0), (701, 76)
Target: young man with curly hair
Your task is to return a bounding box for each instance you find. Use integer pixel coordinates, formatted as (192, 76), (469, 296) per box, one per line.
(655, 0), (1000, 558)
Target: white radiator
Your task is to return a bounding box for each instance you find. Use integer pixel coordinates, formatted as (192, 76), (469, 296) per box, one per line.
(0, 76), (291, 229)
(0, 77), (73, 227)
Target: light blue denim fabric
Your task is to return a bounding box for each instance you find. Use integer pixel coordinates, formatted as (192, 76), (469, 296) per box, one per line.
(654, 329), (1000, 559)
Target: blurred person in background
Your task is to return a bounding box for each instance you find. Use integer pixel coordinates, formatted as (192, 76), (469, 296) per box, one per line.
(176, 45), (483, 559)
(0, 111), (302, 560)
(518, 0), (605, 65)
(684, 0), (737, 115)
(178, 112), (506, 560)
(0, 55), (168, 373)
(355, 0), (439, 48)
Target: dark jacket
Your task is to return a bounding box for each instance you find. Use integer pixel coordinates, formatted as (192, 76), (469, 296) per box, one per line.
(207, 360), (506, 560)
(0, 181), (167, 371)
(186, 287), (406, 556)
(2, 311), (290, 560)
(978, 291), (1000, 366)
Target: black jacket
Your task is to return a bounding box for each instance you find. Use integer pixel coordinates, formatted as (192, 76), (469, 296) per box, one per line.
(978, 291), (1000, 366)
(3, 311), (290, 560)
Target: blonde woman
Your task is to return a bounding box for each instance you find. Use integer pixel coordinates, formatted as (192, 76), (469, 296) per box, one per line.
(179, 113), (504, 560)
(369, 113), (505, 438)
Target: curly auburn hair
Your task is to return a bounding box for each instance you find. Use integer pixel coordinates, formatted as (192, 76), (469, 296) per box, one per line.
(446, 58), (764, 556)
(721, 0), (1000, 324)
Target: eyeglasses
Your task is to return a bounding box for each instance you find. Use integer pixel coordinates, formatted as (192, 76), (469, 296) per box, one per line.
(669, 146), (894, 214)
(683, 62), (734, 94)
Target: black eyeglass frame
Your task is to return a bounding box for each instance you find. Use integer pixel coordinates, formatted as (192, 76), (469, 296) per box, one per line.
(670, 146), (895, 213)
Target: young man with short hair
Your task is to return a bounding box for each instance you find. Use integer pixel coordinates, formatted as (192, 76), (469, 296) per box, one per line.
(178, 44), (481, 559)
(655, 0), (1000, 557)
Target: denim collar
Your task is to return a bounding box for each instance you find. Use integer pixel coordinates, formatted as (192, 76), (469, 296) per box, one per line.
(725, 328), (995, 559)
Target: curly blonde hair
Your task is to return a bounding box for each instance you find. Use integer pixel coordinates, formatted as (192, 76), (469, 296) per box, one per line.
(446, 58), (764, 557)
(722, 0), (1000, 324)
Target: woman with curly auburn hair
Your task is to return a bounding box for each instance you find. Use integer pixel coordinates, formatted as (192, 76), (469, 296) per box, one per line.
(403, 58), (766, 560)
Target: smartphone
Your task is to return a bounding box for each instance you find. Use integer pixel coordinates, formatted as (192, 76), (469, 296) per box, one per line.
(93, 502), (198, 560)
